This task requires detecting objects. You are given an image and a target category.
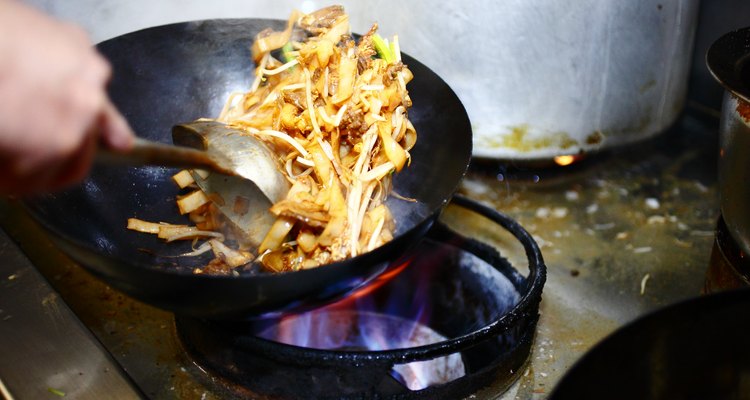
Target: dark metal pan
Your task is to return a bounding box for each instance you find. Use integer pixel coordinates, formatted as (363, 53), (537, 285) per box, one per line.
(23, 19), (472, 319)
(550, 288), (750, 400)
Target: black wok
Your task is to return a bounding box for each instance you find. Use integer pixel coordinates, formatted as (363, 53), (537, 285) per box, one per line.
(550, 288), (750, 400)
(23, 19), (472, 319)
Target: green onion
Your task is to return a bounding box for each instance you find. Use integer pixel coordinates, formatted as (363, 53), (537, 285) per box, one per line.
(281, 42), (295, 63)
(372, 34), (394, 64)
(48, 388), (66, 397)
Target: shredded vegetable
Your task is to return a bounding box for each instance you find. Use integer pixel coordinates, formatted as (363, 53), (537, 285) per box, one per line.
(128, 5), (417, 274)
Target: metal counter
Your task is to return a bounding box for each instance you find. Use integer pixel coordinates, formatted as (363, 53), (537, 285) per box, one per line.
(0, 230), (142, 399)
(0, 108), (720, 399)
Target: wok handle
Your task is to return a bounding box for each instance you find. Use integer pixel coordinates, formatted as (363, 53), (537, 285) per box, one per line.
(95, 137), (220, 171)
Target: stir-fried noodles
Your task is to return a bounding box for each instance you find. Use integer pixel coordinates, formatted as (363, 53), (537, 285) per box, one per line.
(128, 6), (417, 274)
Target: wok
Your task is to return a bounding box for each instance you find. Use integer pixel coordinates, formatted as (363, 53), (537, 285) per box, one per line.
(550, 289), (750, 400)
(23, 19), (472, 319)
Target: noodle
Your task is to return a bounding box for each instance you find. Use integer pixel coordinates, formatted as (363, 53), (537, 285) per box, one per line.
(128, 6), (417, 274)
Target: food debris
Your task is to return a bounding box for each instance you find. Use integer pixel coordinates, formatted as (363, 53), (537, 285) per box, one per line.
(645, 198), (660, 210)
(535, 207), (568, 219)
(585, 203), (599, 214)
(41, 293), (58, 307)
(593, 222), (615, 230)
(532, 235), (552, 248)
(565, 190), (579, 201)
(615, 232), (629, 240)
(7, 274), (17, 281)
(640, 273), (651, 295)
(48, 388), (66, 397)
(461, 179), (489, 196)
(535, 207), (550, 219)
(633, 246), (653, 254)
(647, 215), (666, 224)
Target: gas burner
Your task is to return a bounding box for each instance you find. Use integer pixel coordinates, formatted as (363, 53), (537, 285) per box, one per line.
(175, 197), (546, 399)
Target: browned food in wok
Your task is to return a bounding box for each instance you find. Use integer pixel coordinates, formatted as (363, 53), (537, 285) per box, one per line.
(128, 6), (417, 274)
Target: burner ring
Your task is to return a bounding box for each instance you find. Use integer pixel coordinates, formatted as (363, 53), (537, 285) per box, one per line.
(176, 195), (547, 398)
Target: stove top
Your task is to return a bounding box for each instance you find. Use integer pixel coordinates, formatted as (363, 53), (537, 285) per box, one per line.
(0, 108), (720, 399)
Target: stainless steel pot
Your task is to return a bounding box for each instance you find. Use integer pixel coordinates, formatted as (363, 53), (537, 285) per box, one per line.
(354, 0), (700, 159)
(707, 27), (750, 258)
(29, 0), (700, 160)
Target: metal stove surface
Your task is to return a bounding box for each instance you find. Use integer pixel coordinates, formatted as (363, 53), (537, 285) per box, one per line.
(0, 108), (719, 399)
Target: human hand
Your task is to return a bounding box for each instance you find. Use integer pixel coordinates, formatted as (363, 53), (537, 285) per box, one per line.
(0, 0), (134, 195)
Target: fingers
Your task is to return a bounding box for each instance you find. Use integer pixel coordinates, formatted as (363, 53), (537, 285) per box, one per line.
(100, 99), (135, 152)
(46, 130), (98, 191)
(0, 134), (95, 195)
(9, 50), (109, 177)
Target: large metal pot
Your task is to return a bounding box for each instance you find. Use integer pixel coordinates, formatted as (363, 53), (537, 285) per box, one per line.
(31, 0), (700, 160)
(707, 27), (750, 259)
(358, 0), (701, 160)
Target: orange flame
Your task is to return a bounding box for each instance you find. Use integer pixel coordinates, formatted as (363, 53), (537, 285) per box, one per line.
(553, 155), (576, 166)
(346, 260), (411, 300)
